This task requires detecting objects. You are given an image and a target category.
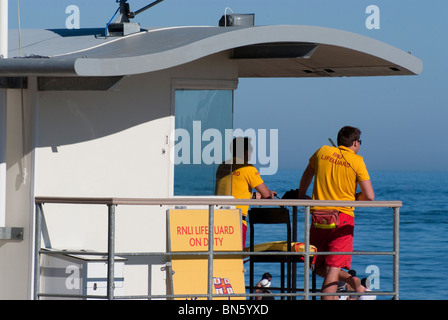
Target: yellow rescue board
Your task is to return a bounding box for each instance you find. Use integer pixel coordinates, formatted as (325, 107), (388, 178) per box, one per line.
(244, 241), (317, 254)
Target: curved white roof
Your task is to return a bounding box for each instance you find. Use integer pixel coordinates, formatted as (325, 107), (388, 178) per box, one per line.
(1, 25), (422, 77)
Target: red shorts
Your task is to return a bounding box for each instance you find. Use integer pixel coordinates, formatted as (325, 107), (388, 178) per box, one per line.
(310, 212), (354, 270)
(242, 222), (247, 249)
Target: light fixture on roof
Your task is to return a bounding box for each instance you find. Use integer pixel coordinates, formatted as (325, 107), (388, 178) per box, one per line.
(219, 7), (255, 27)
(107, 0), (165, 37)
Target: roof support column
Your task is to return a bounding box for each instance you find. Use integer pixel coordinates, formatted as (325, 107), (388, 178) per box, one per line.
(0, 0), (7, 227)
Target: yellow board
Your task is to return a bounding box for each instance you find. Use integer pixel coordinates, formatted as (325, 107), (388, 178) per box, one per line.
(244, 241), (317, 254)
(168, 209), (245, 300)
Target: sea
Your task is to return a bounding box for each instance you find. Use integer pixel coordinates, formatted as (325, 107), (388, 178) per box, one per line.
(251, 169), (448, 300)
(179, 168), (448, 300)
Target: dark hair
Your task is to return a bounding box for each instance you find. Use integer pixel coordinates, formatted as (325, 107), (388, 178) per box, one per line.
(337, 126), (361, 147)
(348, 269), (357, 276)
(232, 137), (252, 157)
(262, 272), (272, 279)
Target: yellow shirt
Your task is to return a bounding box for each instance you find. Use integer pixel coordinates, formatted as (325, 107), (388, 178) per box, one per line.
(215, 160), (264, 220)
(309, 145), (370, 216)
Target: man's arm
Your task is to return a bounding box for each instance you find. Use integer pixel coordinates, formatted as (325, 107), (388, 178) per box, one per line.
(356, 179), (375, 201)
(298, 163), (315, 199)
(254, 183), (277, 199)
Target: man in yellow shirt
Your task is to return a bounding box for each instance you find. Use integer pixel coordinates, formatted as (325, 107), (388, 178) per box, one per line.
(216, 137), (277, 248)
(298, 126), (375, 300)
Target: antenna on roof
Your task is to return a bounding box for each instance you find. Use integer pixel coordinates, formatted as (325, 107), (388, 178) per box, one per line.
(107, 0), (165, 37)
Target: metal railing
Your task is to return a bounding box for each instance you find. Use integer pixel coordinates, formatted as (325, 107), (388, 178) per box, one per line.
(33, 197), (400, 300)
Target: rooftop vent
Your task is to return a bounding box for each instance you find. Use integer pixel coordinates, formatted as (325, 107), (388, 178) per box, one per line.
(233, 43), (318, 59)
(219, 8), (254, 27)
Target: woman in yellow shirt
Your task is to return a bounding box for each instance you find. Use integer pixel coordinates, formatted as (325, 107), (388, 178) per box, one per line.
(216, 137), (276, 248)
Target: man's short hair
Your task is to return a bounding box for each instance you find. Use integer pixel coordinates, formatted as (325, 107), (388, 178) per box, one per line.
(337, 126), (361, 147)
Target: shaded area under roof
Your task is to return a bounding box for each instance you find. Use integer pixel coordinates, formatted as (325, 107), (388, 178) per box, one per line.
(0, 25), (423, 78)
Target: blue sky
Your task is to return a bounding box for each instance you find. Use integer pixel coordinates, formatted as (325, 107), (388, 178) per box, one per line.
(6, 0), (448, 172)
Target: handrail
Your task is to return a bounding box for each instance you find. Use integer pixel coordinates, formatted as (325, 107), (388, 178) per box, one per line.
(35, 196), (402, 207)
(33, 197), (400, 300)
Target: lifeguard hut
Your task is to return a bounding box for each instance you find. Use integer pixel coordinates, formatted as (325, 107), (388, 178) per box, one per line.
(0, 0), (421, 299)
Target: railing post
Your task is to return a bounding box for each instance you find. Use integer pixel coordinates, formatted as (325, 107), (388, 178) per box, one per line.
(393, 206), (400, 300)
(33, 203), (43, 300)
(304, 206), (310, 300)
(107, 204), (116, 300)
(207, 205), (214, 300)
(292, 206), (298, 299)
